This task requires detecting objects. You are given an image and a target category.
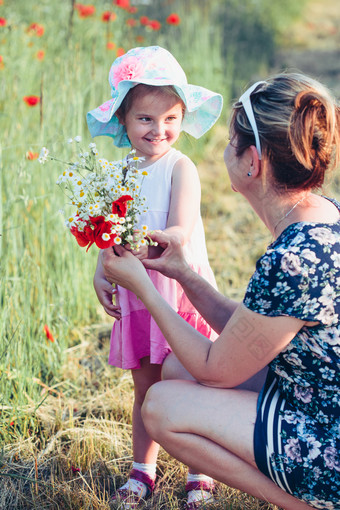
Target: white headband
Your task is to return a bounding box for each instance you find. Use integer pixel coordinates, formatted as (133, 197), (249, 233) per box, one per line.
(238, 81), (267, 159)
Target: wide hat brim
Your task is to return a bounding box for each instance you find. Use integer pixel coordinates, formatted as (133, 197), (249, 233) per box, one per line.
(86, 47), (223, 148)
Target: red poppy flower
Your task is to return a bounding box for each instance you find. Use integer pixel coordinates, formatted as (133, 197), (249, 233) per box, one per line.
(166, 13), (181, 25)
(126, 18), (137, 27)
(75, 4), (96, 17)
(27, 23), (44, 37)
(139, 15), (149, 26)
(71, 466), (81, 473)
(113, 0), (130, 9)
(0, 55), (4, 69)
(148, 19), (161, 31)
(0, 17), (7, 26)
(89, 216), (116, 249)
(23, 95), (40, 106)
(44, 325), (55, 343)
(112, 195), (133, 217)
(26, 151), (39, 160)
(71, 223), (95, 250)
(36, 50), (45, 60)
(102, 11), (116, 22)
(106, 41), (116, 50)
(116, 47), (125, 57)
(129, 6), (137, 13)
(135, 35), (144, 43)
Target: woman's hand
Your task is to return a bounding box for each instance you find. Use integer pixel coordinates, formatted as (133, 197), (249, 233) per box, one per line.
(129, 244), (149, 261)
(142, 230), (190, 280)
(100, 245), (152, 296)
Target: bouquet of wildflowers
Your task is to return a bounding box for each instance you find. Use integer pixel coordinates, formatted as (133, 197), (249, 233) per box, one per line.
(39, 136), (155, 251)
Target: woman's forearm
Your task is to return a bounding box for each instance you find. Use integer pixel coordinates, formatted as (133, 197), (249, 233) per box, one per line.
(137, 278), (216, 379)
(143, 233), (240, 333)
(172, 264), (239, 334)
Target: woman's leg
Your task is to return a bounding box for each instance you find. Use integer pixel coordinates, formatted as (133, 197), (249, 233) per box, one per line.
(162, 352), (268, 506)
(142, 379), (313, 510)
(131, 356), (162, 463)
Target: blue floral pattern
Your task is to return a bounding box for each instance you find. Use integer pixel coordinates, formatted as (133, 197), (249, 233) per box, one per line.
(245, 198), (340, 508)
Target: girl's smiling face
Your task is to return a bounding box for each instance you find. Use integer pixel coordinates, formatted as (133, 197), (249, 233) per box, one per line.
(120, 89), (184, 165)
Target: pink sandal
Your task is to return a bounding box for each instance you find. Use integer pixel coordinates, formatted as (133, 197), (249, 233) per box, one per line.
(184, 480), (215, 510)
(111, 469), (155, 508)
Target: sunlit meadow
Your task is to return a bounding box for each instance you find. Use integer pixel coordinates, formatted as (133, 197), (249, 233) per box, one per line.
(0, 0), (338, 508)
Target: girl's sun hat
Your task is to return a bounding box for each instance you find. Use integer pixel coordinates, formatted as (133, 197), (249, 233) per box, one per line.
(87, 46), (223, 148)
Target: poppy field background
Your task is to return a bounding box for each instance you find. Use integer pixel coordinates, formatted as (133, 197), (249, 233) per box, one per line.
(1, 0), (339, 508)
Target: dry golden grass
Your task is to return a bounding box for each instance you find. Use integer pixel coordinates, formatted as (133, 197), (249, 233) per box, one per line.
(0, 325), (277, 510)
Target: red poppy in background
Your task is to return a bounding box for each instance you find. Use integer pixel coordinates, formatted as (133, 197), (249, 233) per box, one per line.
(27, 22), (44, 37)
(0, 17), (7, 26)
(140, 15), (149, 26)
(23, 95), (40, 106)
(75, 4), (96, 18)
(148, 20), (161, 31)
(36, 50), (45, 60)
(113, 0), (130, 9)
(0, 55), (4, 69)
(129, 6), (137, 14)
(26, 151), (39, 160)
(126, 18), (137, 27)
(166, 13), (181, 25)
(106, 41), (116, 50)
(44, 325), (55, 343)
(102, 11), (116, 22)
(116, 47), (125, 57)
(135, 35), (144, 43)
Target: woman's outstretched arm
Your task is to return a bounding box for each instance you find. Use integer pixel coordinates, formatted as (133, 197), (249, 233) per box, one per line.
(100, 245), (304, 388)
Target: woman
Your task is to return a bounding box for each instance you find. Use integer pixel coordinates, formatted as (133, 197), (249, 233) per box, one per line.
(100, 72), (340, 509)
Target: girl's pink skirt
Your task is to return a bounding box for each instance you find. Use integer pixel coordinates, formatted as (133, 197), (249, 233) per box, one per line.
(108, 265), (218, 369)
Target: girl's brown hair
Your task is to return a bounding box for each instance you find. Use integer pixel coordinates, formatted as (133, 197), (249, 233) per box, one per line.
(116, 84), (186, 121)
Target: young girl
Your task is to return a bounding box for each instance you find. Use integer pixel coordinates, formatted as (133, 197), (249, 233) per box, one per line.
(87, 46), (222, 509)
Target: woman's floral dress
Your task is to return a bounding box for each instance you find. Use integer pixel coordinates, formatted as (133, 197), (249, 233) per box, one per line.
(244, 198), (340, 509)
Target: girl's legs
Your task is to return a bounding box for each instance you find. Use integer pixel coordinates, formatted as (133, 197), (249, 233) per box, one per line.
(131, 356), (162, 463)
(142, 379), (313, 510)
(114, 357), (162, 505)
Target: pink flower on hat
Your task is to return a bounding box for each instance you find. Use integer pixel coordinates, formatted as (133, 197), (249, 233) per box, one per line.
(111, 56), (144, 89)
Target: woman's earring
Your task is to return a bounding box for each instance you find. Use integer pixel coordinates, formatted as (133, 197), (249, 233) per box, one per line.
(247, 172), (252, 177)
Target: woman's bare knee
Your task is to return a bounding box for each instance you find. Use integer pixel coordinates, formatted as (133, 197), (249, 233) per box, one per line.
(142, 380), (169, 439)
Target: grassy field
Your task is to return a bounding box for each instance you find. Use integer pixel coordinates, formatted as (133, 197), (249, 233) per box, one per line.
(1, 0), (339, 508)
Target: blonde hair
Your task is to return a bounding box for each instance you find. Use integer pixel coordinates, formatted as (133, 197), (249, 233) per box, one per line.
(230, 72), (340, 190)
